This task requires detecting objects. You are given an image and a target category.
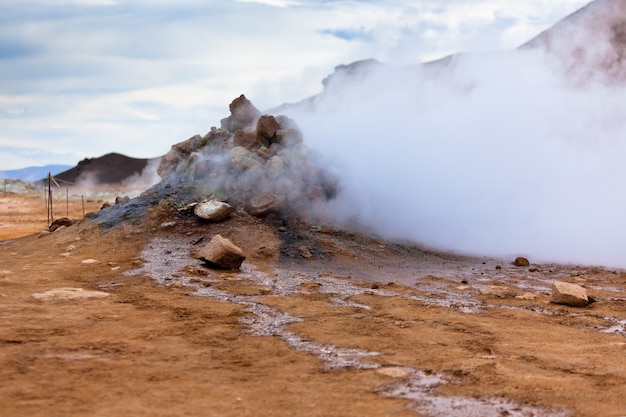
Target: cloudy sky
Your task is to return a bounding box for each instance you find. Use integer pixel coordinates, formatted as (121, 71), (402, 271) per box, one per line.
(0, 0), (590, 170)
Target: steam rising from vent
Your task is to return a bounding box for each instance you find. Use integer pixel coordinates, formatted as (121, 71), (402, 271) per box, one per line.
(152, 0), (626, 269)
(278, 49), (626, 268)
(121, 158), (161, 193)
(53, 153), (161, 200)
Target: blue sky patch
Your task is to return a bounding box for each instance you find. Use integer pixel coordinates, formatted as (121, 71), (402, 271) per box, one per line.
(320, 27), (374, 42)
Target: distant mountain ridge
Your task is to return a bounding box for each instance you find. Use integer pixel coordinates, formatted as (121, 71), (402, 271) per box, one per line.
(52, 152), (157, 186)
(2, 153), (158, 186)
(0, 165), (72, 182)
(275, 0), (623, 116)
(520, 0), (626, 84)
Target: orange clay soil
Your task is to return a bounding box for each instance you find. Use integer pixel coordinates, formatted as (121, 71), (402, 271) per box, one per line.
(1, 191), (625, 417)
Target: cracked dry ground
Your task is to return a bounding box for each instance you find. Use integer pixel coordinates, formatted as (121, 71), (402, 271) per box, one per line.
(1, 200), (626, 416)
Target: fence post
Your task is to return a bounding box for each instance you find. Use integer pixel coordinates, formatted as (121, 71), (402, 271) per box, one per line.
(47, 173), (53, 227)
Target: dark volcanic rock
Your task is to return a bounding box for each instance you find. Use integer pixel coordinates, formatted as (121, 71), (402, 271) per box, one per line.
(513, 257), (530, 267)
(49, 217), (73, 232)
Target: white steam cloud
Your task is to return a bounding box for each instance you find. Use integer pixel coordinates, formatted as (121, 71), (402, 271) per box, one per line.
(282, 50), (626, 268)
(121, 158), (162, 194)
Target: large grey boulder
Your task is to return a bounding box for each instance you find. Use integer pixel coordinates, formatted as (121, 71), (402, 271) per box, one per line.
(229, 146), (263, 171)
(157, 134), (202, 178)
(194, 200), (235, 222)
(198, 235), (246, 269)
(550, 281), (589, 307)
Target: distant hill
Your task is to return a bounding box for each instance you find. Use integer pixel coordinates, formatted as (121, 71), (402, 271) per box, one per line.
(274, 0), (624, 118)
(0, 165), (72, 182)
(51, 152), (157, 186)
(520, 0), (626, 83)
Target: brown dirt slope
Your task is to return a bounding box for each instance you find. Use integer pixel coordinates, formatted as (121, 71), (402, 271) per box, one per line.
(1, 193), (625, 416)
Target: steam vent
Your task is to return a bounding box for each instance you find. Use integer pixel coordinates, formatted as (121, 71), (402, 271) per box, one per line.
(157, 95), (337, 220)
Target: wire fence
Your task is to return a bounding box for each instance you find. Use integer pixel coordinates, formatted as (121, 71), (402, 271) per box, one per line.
(45, 173), (77, 228)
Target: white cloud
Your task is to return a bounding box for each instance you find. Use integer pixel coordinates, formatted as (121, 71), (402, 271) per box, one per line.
(235, 0), (299, 7)
(0, 0), (591, 170)
(0, 0), (119, 5)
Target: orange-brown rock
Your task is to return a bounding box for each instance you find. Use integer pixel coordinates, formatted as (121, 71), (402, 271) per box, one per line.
(256, 115), (280, 140)
(550, 281), (589, 307)
(222, 94), (261, 132)
(234, 129), (262, 149)
(197, 234), (246, 269)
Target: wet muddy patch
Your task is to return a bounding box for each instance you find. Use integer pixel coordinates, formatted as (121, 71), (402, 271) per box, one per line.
(126, 235), (626, 336)
(124, 236), (585, 416)
(378, 369), (574, 417)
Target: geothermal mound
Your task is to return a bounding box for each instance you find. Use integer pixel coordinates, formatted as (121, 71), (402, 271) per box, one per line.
(156, 94), (337, 220)
(90, 95), (338, 228)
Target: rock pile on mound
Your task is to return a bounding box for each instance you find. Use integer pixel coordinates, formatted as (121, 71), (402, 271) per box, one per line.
(157, 95), (337, 220)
